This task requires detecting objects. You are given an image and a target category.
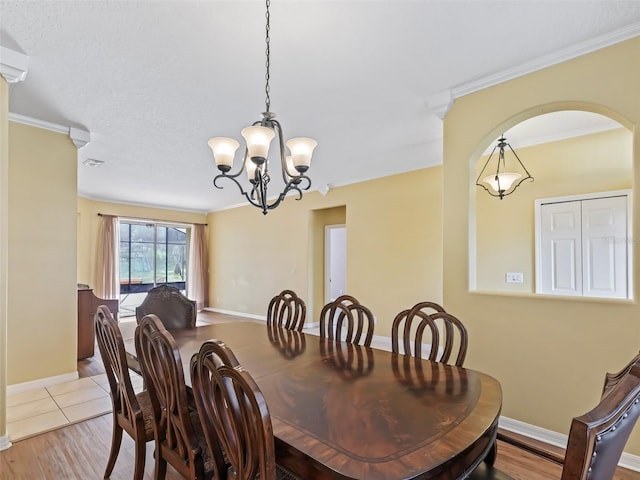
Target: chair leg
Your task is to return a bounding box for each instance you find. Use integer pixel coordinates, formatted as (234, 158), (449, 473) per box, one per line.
(154, 450), (167, 480)
(132, 434), (147, 480)
(104, 421), (123, 478)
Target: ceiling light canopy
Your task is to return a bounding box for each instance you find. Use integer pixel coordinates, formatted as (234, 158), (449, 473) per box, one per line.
(476, 136), (533, 199)
(208, 0), (317, 215)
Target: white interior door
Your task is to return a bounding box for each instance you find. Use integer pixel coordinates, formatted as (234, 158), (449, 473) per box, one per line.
(325, 225), (346, 303)
(581, 196), (628, 298)
(539, 200), (582, 295)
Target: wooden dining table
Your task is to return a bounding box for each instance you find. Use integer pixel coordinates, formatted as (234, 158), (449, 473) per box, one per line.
(124, 321), (502, 480)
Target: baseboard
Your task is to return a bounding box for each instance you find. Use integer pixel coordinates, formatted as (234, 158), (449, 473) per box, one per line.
(0, 434), (11, 451)
(499, 415), (640, 472)
(204, 307), (267, 322)
(7, 371), (79, 396)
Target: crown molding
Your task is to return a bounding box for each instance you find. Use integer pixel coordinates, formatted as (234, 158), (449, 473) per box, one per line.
(426, 89), (454, 119)
(0, 46), (28, 83)
(69, 127), (90, 148)
(454, 22), (640, 99)
(8, 112), (90, 149)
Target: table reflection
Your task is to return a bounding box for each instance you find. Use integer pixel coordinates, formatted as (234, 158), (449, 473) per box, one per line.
(319, 337), (374, 381)
(391, 353), (469, 398)
(267, 324), (306, 359)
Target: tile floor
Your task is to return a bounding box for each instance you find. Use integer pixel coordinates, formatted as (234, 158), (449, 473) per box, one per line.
(6, 372), (142, 442)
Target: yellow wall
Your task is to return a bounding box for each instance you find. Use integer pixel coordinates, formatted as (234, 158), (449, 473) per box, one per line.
(7, 122), (78, 384)
(207, 167), (443, 332)
(76, 197), (207, 289)
(476, 128), (633, 292)
(444, 37), (640, 453)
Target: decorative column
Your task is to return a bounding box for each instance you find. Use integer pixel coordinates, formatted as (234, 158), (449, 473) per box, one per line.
(0, 45), (29, 451)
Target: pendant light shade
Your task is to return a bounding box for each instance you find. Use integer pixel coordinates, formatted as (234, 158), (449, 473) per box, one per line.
(285, 137), (318, 172)
(208, 137), (240, 172)
(476, 136), (533, 200)
(241, 126), (276, 165)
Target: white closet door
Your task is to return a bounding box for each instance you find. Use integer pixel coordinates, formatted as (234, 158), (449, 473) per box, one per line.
(581, 196), (628, 298)
(539, 201), (582, 295)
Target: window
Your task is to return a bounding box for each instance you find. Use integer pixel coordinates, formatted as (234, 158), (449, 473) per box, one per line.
(119, 221), (189, 295)
(535, 190), (632, 299)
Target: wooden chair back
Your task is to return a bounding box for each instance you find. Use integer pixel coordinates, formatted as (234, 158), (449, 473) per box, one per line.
(267, 289), (306, 331)
(135, 314), (220, 480)
(94, 305), (153, 480)
(320, 296), (375, 346)
(391, 302), (467, 367)
(602, 351), (640, 397)
(135, 284), (197, 329)
(190, 339), (277, 480)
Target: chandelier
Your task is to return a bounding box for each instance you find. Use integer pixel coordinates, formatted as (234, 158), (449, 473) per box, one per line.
(476, 135), (533, 199)
(208, 0), (317, 215)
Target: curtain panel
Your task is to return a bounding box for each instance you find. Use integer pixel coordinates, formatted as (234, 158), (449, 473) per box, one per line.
(187, 223), (208, 310)
(95, 215), (120, 299)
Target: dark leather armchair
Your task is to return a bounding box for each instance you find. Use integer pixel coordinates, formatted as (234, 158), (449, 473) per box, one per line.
(135, 285), (197, 330)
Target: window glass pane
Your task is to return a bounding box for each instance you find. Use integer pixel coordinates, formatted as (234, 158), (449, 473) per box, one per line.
(119, 243), (130, 283)
(119, 223), (130, 241)
(131, 224), (154, 243)
(167, 227), (186, 243)
(168, 244), (186, 282)
(130, 241), (154, 284)
(156, 226), (167, 243)
(156, 243), (167, 284)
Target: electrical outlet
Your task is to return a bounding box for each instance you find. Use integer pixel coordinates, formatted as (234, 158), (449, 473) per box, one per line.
(506, 272), (524, 283)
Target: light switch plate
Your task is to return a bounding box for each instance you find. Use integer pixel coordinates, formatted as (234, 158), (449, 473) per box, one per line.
(506, 272), (524, 283)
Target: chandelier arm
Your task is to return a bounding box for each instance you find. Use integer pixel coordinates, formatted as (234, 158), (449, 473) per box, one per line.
(476, 182), (501, 198)
(271, 119), (292, 184)
(261, 181), (306, 213)
(505, 143), (534, 178)
(212, 173), (268, 210)
(474, 145), (499, 185)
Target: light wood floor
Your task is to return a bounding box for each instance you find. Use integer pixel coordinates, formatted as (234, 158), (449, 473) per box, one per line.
(2, 414), (638, 480)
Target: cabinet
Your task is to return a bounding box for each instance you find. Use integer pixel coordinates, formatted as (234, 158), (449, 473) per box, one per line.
(77, 287), (119, 359)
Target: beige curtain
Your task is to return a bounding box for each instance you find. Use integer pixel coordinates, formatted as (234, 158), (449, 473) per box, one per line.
(95, 215), (119, 300)
(187, 223), (208, 310)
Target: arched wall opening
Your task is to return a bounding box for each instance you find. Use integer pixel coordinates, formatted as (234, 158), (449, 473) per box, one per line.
(468, 103), (634, 295)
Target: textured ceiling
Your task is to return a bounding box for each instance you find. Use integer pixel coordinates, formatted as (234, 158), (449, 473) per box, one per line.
(1, 1), (639, 213)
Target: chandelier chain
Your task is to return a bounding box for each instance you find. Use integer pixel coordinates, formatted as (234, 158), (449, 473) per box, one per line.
(264, 0), (271, 113)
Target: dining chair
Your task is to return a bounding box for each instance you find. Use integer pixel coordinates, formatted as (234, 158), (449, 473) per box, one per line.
(94, 305), (154, 480)
(266, 289), (306, 331)
(190, 339), (299, 480)
(469, 358), (640, 480)
(135, 314), (222, 480)
(135, 284), (197, 329)
(319, 295), (375, 347)
(391, 302), (468, 367)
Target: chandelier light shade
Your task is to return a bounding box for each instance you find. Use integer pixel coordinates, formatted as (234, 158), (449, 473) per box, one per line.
(476, 135), (533, 199)
(208, 0), (317, 215)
